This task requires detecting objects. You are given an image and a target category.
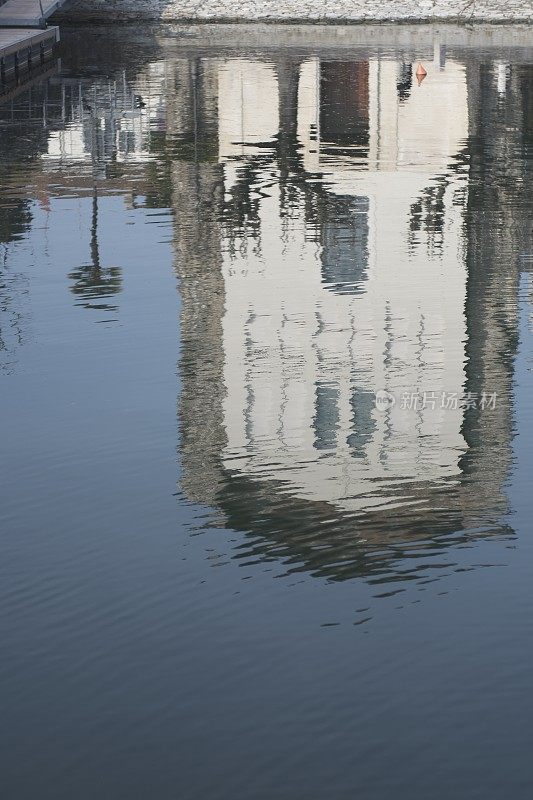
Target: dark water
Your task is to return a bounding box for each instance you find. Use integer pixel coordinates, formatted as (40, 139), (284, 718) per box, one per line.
(1, 23), (532, 799)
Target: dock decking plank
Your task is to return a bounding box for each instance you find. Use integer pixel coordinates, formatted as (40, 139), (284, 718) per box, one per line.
(0, 0), (64, 27)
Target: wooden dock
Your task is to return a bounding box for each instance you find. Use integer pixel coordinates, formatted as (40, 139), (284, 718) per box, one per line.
(0, 0), (64, 28)
(0, 53), (58, 101)
(0, 26), (59, 85)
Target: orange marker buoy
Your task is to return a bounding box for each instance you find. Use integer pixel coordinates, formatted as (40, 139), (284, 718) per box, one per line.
(416, 63), (428, 85)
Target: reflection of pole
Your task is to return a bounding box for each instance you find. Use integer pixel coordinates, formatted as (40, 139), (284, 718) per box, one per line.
(90, 186), (100, 270)
(274, 57), (301, 187)
(190, 58), (201, 236)
(42, 80), (47, 127)
(316, 57), (320, 153)
(191, 58), (198, 166)
(433, 35), (446, 70)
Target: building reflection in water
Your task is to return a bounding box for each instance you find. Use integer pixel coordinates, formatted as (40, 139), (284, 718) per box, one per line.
(173, 50), (532, 582)
(1, 33), (532, 583)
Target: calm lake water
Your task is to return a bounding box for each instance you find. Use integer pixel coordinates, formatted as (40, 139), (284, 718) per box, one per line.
(1, 23), (532, 799)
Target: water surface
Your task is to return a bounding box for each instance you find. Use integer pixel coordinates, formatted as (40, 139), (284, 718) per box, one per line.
(1, 23), (532, 799)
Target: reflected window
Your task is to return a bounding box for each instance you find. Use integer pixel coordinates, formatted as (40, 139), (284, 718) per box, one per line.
(397, 62), (413, 102)
(320, 195), (369, 294)
(313, 383), (339, 451)
(347, 388), (376, 457)
(319, 62), (369, 152)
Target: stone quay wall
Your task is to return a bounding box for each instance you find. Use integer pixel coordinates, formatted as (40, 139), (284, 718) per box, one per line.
(56, 0), (533, 24)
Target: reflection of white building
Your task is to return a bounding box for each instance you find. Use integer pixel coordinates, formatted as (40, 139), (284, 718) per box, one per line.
(45, 121), (91, 163)
(217, 57), (470, 513)
(41, 62), (170, 169)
